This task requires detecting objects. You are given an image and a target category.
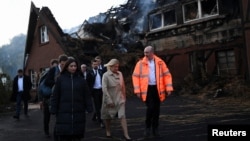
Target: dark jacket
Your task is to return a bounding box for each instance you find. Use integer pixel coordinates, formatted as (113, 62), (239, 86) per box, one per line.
(44, 66), (60, 88)
(50, 71), (93, 136)
(99, 64), (107, 73)
(86, 69), (103, 90)
(12, 75), (32, 100)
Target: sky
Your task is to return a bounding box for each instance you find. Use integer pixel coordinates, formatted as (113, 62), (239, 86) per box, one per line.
(0, 0), (127, 47)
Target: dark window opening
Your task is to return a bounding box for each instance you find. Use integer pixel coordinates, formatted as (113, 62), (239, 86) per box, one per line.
(164, 10), (176, 26)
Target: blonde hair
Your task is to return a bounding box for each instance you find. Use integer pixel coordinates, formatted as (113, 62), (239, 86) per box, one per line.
(104, 59), (119, 70)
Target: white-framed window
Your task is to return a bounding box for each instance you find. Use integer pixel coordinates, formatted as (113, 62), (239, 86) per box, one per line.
(40, 25), (49, 43)
(216, 50), (237, 75)
(149, 9), (176, 31)
(183, 0), (219, 22)
(29, 69), (37, 89)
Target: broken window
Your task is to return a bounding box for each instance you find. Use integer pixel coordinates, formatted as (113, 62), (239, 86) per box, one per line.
(149, 9), (176, 31)
(201, 0), (218, 18)
(150, 13), (162, 30)
(163, 10), (176, 26)
(40, 25), (49, 43)
(216, 50), (237, 75)
(183, 1), (198, 21)
(183, 0), (218, 22)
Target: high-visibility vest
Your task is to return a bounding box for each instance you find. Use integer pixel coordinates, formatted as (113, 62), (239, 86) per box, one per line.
(132, 55), (173, 102)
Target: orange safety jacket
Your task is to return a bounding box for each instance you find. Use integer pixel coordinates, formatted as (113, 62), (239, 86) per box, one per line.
(132, 55), (173, 102)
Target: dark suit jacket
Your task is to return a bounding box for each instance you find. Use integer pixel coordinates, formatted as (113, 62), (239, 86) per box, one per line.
(12, 74), (32, 101)
(86, 69), (103, 91)
(44, 66), (60, 88)
(99, 64), (107, 73)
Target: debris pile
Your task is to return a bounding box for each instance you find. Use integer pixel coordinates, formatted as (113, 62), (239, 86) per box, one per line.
(179, 74), (250, 101)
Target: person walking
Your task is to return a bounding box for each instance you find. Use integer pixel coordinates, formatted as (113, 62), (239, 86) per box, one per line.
(50, 58), (93, 141)
(12, 69), (32, 120)
(95, 56), (107, 72)
(80, 64), (88, 80)
(101, 59), (132, 141)
(39, 56), (61, 138)
(86, 59), (105, 128)
(132, 45), (173, 137)
(43, 54), (68, 140)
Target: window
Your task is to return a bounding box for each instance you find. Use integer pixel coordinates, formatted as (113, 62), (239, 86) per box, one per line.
(40, 25), (49, 43)
(149, 9), (176, 31)
(183, 0), (218, 22)
(216, 50), (237, 75)
(29, 69), (37, 89)
(164, 10), (176, 26)
(150, 13), (162, 29)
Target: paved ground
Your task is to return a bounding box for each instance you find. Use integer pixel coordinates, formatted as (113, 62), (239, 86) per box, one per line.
(0, 94), (250, 141)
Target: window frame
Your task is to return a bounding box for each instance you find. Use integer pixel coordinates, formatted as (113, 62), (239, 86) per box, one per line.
(149, 9), (177, 31)
(183, 0), (219, 23)
(40, 25), (49, 44)
(216, 50), (237, 75)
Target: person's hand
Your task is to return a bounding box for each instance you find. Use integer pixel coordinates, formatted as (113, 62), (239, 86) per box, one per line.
(135, 93), (140, 98)
(39, 102), (43, 110)
(107, 103), (115, 108)
(166, 91), (172, 96)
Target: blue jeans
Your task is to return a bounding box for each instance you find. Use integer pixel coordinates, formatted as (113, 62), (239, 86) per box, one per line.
(15, 92), (28, 116)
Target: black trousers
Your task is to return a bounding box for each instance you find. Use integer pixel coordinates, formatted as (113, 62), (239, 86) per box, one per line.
(145, 85), (160, 129)
(43, 98), (51, 134)
(92, 88), (103, 122)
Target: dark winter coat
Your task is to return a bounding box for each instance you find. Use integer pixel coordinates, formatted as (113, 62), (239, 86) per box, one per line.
(12, 75), (32, 101)
(50, 71), (93, 136)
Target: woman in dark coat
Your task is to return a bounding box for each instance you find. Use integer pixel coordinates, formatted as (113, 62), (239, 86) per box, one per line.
(50, 58), (93, 141)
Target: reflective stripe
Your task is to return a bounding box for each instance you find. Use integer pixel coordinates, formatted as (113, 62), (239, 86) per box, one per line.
(134, 86), (140, 89)
(140, 75), (148, 78)
(166, 84), (173, 87)
(160, 91), (165, 95)
(133, 74), (140, 77)
(163, 71), (170, 76)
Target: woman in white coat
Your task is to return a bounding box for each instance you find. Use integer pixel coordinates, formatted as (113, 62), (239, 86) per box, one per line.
(101, 59), (132, 141)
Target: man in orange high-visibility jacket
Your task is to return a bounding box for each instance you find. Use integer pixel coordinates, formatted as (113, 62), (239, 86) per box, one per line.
(132, 46), (173, 137)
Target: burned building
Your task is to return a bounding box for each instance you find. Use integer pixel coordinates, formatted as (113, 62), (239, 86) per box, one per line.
(24, 0), (250, 98)
(146, 0), (244, 86)
(75, 0), (250, 92)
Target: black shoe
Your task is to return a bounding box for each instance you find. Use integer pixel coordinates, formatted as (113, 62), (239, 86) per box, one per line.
(13, 115), (19, 120)
(144, 128), (150, 137)
(124, 136), (133, 141)
(106, 135), (112, 138)
(152, 128), (160, 137)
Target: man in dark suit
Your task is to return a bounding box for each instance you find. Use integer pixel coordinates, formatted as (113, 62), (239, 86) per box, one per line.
(95, 56), (107, 73)
(12, 69), (32, 120)
(86, 59), (105, 128)
(43, 54), (68, 138)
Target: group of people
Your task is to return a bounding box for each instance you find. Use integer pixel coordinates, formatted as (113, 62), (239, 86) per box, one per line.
(11, 45), (173, 141)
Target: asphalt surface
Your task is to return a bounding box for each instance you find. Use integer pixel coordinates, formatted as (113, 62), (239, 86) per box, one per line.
(0, 94), (250, 141)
